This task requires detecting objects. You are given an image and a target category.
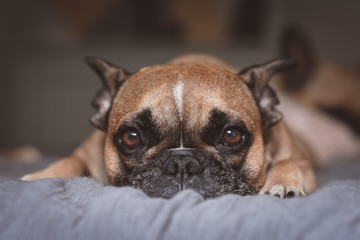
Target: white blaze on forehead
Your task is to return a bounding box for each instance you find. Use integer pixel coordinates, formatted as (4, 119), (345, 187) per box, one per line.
(173, 81), (184, 119)
(173, 81), (184, 147)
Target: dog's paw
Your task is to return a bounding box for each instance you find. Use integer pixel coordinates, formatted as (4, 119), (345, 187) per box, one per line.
(261, 184), (305, 199)
(20, 169), (53, 181)
(20, 173), (41, 181)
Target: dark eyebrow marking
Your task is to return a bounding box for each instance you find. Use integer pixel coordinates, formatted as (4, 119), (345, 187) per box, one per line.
(201, 109), (252, 148)
(133, 108), (162, 147)
(134, 108), (156, 129)
(201, 109), (230, 146)
(113, 108), (162, 150)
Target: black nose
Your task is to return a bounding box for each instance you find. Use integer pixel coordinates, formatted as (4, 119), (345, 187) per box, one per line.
(161, 149), (204, 176)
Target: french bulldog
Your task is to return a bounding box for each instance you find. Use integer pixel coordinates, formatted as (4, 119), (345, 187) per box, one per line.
(22, 54), (317, 199)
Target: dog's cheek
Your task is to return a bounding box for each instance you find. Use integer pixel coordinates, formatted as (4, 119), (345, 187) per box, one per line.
(103, 138), (151, 186)
(191, 166), (237, 198)
(104, 140), (126, 185)
(198, 148), (256, 196)
(123, 163), (180, 198)
(185, 146), (256, 197)
(241, 133), (266, 191)
(199, 161), (256, 198)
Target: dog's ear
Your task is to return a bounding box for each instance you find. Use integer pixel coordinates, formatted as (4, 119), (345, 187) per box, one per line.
(85, 57), (131, 131)
(239, 59), (297, 128)
(279, 26), (315, 92)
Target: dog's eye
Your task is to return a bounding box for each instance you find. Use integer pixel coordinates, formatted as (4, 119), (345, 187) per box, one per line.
(223, 128), (245, 146)
(120, 130), (141, 148)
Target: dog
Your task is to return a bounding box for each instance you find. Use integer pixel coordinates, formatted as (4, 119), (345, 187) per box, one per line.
(21, 54), (317, 199)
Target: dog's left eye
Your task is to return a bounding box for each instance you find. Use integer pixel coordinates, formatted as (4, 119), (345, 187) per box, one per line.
(120, 130), (141, 148)
(223, 128), (245, 146)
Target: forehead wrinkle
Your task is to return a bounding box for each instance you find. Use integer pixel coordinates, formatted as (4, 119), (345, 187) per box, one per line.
(139, 83), (179, 135)
(218, 84), (259, 132)
(182, 86), (226, 132)
(181, 79), (258, 134)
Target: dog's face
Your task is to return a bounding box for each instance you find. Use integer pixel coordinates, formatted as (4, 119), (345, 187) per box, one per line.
(86, 58), (295, 198)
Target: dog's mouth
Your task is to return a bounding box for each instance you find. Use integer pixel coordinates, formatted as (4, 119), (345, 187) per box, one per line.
(115, 148), (256, 199)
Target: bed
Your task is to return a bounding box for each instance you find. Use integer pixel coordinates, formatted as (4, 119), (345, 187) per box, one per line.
(1, 155), (360, 240)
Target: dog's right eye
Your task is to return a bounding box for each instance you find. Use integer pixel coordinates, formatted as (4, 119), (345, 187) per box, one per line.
(119, 130), (142, 149)
(223, 128), (244, 146)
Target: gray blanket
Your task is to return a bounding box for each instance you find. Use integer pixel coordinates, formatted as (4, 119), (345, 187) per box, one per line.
(1, 176), (360, 240)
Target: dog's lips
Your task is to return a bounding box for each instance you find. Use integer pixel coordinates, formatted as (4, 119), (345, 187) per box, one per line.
(157, 173), (200, 194)
(177, 173), (201, 191)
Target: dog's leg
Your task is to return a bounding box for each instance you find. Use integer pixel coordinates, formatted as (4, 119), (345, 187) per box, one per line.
(21, 156), (87, 180)
(21, 130), (107, 183)
(259, 158), (317, 198)
(259, 122), (317, 198)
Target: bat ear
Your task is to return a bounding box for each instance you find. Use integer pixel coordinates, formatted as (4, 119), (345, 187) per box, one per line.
(239, 59), (297, 128)
(278, 26), (316, 92)
(85, 57), (131, 131)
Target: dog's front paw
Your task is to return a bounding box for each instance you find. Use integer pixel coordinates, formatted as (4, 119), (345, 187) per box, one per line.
(20, 165), (58, 181)
(260, 184), (305, 199)
(20, 174), (33, 181)
(268, 184), (305, 198)
(20, 172), (48, 181)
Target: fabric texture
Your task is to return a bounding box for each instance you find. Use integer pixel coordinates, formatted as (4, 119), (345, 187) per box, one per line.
(1, 176), (360, 240)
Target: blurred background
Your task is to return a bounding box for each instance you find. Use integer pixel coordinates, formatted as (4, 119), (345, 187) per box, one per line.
(1, 0), (360, 155)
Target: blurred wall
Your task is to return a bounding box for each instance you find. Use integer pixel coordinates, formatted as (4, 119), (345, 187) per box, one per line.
(283, 0), (360, 67)
(0, 0), (359, 154)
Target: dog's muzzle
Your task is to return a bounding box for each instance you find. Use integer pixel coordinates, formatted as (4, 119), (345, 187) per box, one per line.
(120, 147), (255, 198)
(161, 149), (205, 189)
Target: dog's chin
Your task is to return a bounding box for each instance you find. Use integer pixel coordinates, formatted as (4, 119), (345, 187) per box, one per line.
(141, 177), (256, 199)
(116, 159), (256, 199)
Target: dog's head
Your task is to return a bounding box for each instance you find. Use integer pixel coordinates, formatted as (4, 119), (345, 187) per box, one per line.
(86, 57), (296, 198)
